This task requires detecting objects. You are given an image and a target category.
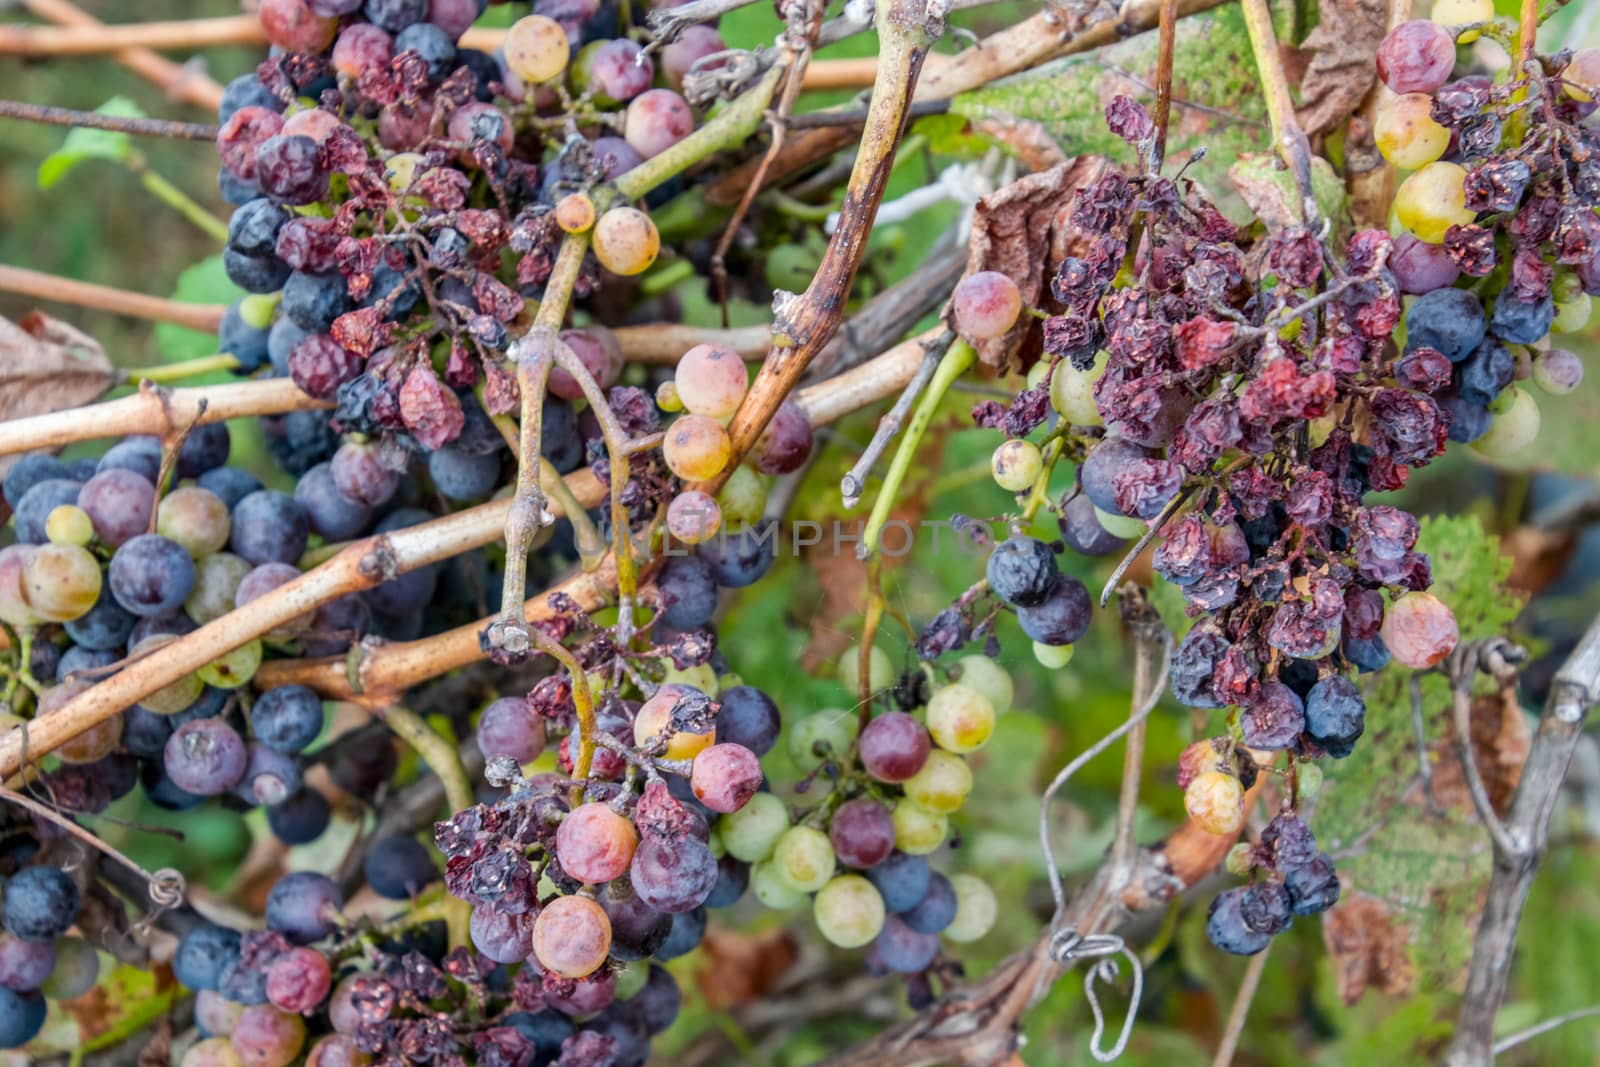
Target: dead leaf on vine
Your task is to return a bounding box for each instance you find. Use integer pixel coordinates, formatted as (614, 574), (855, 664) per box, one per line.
(1427, 689), (1530, 816)
(694, 926), (798, 1009)
(1322, 892), (1418, 1004)
(1291, 0), (1389, 137)
(1501, 523), (1576, 596)
(1228, 152), (1347, 229)
(0, 313), (115, 474)
(960, 155), (1111, 373)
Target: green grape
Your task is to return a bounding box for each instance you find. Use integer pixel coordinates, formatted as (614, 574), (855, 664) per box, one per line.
(384, 152), (423, 192)
(184, 1036), (246, 1067)
(991, 439), (1042, 493)
(1553, 294), (1592, 333)
(836, 645), (893, 695)
(0, 546), (43, 627)
(614, 959), (649, 1000)
(925, 684), (995, 754)
(1094, 505), (1147, 539)
(1394, 162), (1474, 244)
(1431, 0), (1492, 39)
(943, 874), (997, 942)
(716, 465), (767, 528)
(660, 661), (719, 696)
(238, 294), (279, 330)
(813, 874), (886, 948)
(40, 936), (99, 1000)
(720, 791), (789, 862)
(1033, 641), (1075, 669)
(902, 749), (972, 813)
(751, 859), (806, 909)
(21, 543), (102, 622)
(1224, 842), (1256, 878)
(131, 636), (204, 714)
(891, 801), (947, 854)
(157, 486), (232, 559)
(1025, 361), (1050, 391)
(952, 654), (1013, 715)
(1049, 353), (1106, 426)
(1374, 93), (1450, 169)
(187, 553), (253, 624)
(1470, 386), (1541, 457)
(655, 381), (684, 413)
(45, 505), (94, 547)
(1297, 761), (1325, 799)
(771, 825), (836, 893)
(787, 709), (858, 772)
(199, 639), (262, 689)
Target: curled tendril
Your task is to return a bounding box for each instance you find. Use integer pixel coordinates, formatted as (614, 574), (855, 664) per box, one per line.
(1050, 929), (1145, 1062)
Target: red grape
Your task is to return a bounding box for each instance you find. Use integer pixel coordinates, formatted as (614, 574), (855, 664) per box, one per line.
(690, 743), (762, 813)
(230, 1005), (307, 1067)
(661, 25), (725, 91)
(1380, 590), (1459, 668)
(752, 400), (813, 475)
(828, 797), (895, 869)
(952, 271), (1022, 341)
(531, 895), (611, 978)
(859, 712), (930, 783)
(623, 90), (694, 159)
(555, 802), (638, 884)
(265, 947), (332, 1014)
(1376, 20), (1456, 95)
(258, 0), (337, 53)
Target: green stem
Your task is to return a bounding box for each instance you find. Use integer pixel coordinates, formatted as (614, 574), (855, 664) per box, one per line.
(134, 164), (229, 243)
(377, 704), (474, 815)
(639, 258), (694, 296)
(859, 340), (976, 561)
(125, 353), (241, 383)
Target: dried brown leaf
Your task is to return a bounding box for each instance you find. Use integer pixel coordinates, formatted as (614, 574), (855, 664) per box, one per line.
(0, 313), (115, 475)
(960, 155), (1111, 372)
(1322, 891), (1418, 1004)
(1502, 524), (1577, 596)
(1293, 0), (1389, 137)
(694, 925), (799, 1009)
(1428, 689), (1531, 816)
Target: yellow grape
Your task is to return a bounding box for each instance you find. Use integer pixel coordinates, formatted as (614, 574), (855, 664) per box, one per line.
(592, 207), (660, 276)
(503, 15), (570, 85)
(891, 801), (948, 854)
(813, 875), (885, 948)
(924, 684), (995, 754)
(45, 504), (94, 547)
(944, 874), (998, 942)
(1430, 0), (1492, 40)
(633, 686), (716, 759)
(554, 192), (595, 234)
(21, 543), (102, 622)
(902, 749), (972, 813)
(1564, 47), (1600, 102)
(1395, 162), (1474, 243)
(1375, 93), (1450, 169)
(662, 414), (731, 481)
(1184, 770), (1245, 835)
(991, 439), (1042, 492)
(674, 343), (749, 419)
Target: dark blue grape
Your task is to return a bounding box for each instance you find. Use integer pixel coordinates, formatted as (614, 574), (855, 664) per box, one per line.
(364, 836), (439, 899)
(703, 856), (748, 908)
(263, 409), (338, 476)
(1240, 681), (1305, 750)
(218, 303), (271, 372)
(329, 737), (398, 799)
(655, 555), (717, 630)
(986, 535), (1058, 608)
(265, 871), (343, 944)
(1260, 812), (1317, 872)
(1205, 887), (1271, 955)
(2, 454), (70, 509)
(96, 437), (161, 483)
(1170, 620), (1227, 707)
(218, 165), (259, 206)
(27, 641), (59, 683)
(1343, 633), (1391, 673)
(633, 965), (681, 1035)
(267, 787), (331, 845)
(395, 22), (456, 80)
(282, 271), (352, 333)
(873, 915), (940, 973)
(1405, 287), (1486, 361)
(218, 952), (268, 1004)
(218, 73), (283, 123)
(122, 707), (174, 760)
(1284, 853), (1341, 915)
(1239, 882), (1293, 935)
(428, 446), (500, 501)
(1457, 339), (1515, 405)
(714, 686), (779, 757)
(253, 685), (325, 753)
(1489, 294), (1555, 345)
(2, 867), (80, 942)
(697, 522), (776, 588)
(504, 1011), (576, 1066)
(1304, 675), (1365, 757)
(229, 490), (309, 565)
(65, 458), (99, 482)
(267, 317), (311, 377)
(226, 198), (290, 258)
(176, 423), (229, 479)
(173, 924), (241, 991)
(109, 535), (196, 617)
(901, 871), (956, 934)
(541, 399), (583, 474)
(1438, 389), (1491, 443)
(55, 646), (117, 682)
(1059, 492), (1125, 556)
(139, 759), (205, 810)
(456, 48), (500, 101)
(1017, 573), (1092, 646)
(294, 462), (371, 540)
(197, 467), (264, 511)
(234, 744), (302, 806)
(653, 906), (706, 962)
(365, 0), (426, 32)
(223, 247), (291, 294)
(1080, 436), (1154, 515)
(129, 613), (197, 652)
(64, 586), (136, 650)
(865, 851), (930, 914)
(603, 890), (672, 962)
(13, 479), (82, 543)
(0, 988), (45, 1048)
(364, 261), (423, 321)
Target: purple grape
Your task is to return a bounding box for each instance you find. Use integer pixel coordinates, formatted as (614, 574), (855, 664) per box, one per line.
(872, 915), (940, 973)
(828, 797), (895, 869)
(230, 491), (310, 566)
(1390, 234), (1460, 293)
(901, 871), (956, 934)
(164, 719), (248, 796)
(1016, 574), (1092, 646)
(295, 462), (372, 540)
(268, 788), (331, 845)
(1059, 492), (1126, 556)
(13, 479), (83, 544)
(109, 535), (196, 617)
(865, 851), (930, 914)
(713, 686), (780, 757)
(630, 837), (718, 914)
(265, 871), (344, 944)
(364, 836), (439, 899)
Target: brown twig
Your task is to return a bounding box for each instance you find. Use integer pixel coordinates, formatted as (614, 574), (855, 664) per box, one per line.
(0, 378), (324, 458)
(0, 100), (218, 140)
(693, 0), (940, 495)
(19, 0), (223, 112)
(0, 265), (226, 332)
(0, 13), (262, 55)
(610, 323), (771, 363)
(1444, 614), (1600, 1066)
(1151, 0), (1181, 170)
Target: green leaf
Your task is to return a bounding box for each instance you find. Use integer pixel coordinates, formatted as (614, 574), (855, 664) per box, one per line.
(37, 97), (143, 190)
(153, 255), (242, 362)
(1311, 516), (1524, 995)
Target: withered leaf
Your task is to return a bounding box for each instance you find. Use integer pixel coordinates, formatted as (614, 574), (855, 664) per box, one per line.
(694, 925), (798, 1010)
(1293, 0), (1389, 137)
(1322, 892), (1419, 1004)
(960, 155), (1111, 372)
(0, 313), (115, 475)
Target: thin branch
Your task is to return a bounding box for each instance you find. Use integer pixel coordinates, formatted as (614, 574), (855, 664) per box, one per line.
(1210, 943), (1271, 1067)
(840, 331), (950, 507)
(0, 378), (324, 458)
(1099, 483), (1196, 607)
(787, 99), (950, 129)
(1108, 590), (1164, 887)
(1517, 0), (1539, 68)
(0, 100), (218, 140)
(20, 0), (222, 112)
(1239, 0), (1320, 224)
(0, 265), (226, 332)
(1493, 1004), (1600, 1056)
(0, 13), (261, 55)
(1447, 648), (1519, 858)
(1445, 613), (1600, 1066)
(1151, 0), (1181, 170)
(611, 323), (770, 363)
